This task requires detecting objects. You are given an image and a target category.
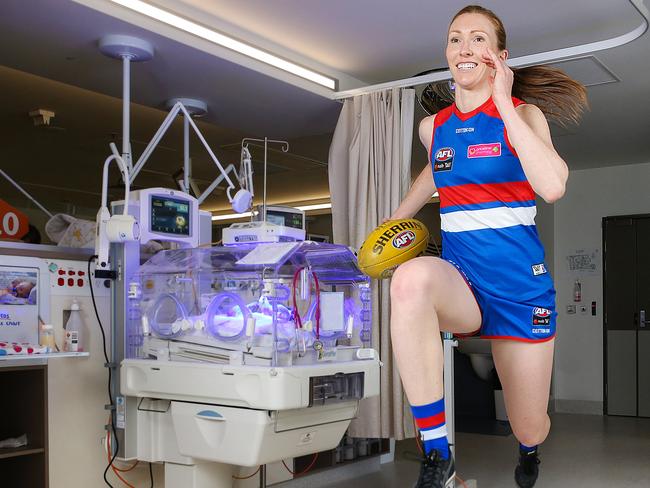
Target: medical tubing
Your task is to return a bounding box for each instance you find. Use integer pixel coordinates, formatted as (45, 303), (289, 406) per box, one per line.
(113, 459), (139, 473)
(282, 453), (319, 476)
(88, 255), (118, 488)
(231, 466), (262, 480)
(106, 426), (139, 475)
(107, 428), (135, 488)
(291, 267), (321, 339)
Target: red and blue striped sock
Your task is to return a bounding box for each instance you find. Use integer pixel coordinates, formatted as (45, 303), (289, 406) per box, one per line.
(411, 398), (450, 460)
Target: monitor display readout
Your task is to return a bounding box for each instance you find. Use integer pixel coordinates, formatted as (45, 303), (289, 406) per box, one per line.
(151, 196), (191, 236)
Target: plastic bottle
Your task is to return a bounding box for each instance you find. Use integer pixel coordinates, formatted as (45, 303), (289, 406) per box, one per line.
(64, 300), (85, 352)
(573, 279), (582, 303)
(39, 324), (56, 352)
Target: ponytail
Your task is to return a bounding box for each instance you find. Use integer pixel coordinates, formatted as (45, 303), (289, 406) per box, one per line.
(513, 65), (588, 126)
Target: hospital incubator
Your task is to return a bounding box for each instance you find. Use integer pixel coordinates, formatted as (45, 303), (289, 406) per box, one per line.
(127, 242), (373, 367)
(119, 240), (380, 485)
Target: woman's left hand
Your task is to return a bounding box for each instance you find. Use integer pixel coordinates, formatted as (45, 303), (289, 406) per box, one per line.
(482, 48), (514, 110)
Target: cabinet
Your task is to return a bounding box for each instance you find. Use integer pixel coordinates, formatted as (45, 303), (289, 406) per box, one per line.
(0, 365), (48, 488)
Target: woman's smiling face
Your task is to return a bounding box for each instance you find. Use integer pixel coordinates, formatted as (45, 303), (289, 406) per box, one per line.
(446, 12), (505, 90)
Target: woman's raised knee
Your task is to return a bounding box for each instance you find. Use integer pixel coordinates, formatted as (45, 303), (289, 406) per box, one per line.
(390, 257), (446, 303)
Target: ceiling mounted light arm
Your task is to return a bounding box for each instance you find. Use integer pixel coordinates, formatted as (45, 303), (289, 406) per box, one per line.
(177, 103), (239, 200)
(129, 103), (182, 183)
(196, 163), (239, 205)
(128, 100), (250, 212)
(102, 143), (131, 214)
(95, 142), (139, 273)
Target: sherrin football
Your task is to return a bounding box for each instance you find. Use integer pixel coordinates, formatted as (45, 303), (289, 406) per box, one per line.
(357, 219), (430, 279)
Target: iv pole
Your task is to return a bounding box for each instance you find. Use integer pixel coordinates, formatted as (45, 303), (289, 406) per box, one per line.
(240, 137), (289, 221)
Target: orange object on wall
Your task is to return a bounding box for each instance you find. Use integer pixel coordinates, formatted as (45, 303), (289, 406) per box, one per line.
(0, 199), (29, 241)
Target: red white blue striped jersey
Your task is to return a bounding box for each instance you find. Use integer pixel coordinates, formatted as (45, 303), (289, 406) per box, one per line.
(430, 97), (554, 303)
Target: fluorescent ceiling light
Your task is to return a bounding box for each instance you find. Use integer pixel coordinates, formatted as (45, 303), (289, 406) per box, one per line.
(296, 203), (332, 211)
(211, 202), (332, 221)
(212, 211), (252, 222)
(109, 0), (337, 90)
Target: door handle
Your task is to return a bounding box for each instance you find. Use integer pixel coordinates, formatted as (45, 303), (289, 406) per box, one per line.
(640, 310), (650, 328)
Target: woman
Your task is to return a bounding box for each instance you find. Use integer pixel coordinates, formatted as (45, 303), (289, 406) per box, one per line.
(388, 5), (586, 488)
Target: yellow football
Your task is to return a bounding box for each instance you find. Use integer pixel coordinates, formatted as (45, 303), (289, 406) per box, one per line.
(357, 219), (430, 279)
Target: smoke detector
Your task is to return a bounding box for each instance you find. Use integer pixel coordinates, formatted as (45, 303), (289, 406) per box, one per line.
(29, 109), (56, 126)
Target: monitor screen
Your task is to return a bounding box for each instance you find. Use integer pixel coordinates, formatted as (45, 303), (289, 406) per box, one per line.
(0, 268), (38, 306)
(150, 196), (191, 236)
(266, 213), (285, 226)
(266, 210), (304, 230)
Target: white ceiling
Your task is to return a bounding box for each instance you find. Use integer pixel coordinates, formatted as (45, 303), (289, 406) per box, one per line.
(1, 0), (649, 218)
(152, 0), (642, 83)
(0, 0), (343, 139)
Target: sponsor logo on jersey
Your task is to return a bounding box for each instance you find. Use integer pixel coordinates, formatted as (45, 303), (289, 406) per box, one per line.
(532, 263), (547, 276)
(532, 307), (552, 326)
(467, 142), (502, 158)
(392, 230), (416, 249)
(456, 127), (475, 134)
(434, 147), (454, 172)
(372, 221), (424, 255)
(532, 328), (551, 334)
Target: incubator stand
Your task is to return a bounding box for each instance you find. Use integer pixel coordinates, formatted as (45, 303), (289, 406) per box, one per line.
(120, 241), (380, 487)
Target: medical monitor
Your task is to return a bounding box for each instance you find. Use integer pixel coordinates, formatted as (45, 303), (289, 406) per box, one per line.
(150, 195), (191, 236)
(114, 188), (201, 248)
(254, 205), (305, 230)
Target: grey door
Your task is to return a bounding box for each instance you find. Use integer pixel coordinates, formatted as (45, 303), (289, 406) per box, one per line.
(604, 216), (650, 417)
(636, 218), (650, 417)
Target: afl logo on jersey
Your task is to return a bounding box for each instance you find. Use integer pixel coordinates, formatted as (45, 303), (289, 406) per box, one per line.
(392, 230), (416, 249)
(434, 147), (454, 172)
(532, 307), (552, 325)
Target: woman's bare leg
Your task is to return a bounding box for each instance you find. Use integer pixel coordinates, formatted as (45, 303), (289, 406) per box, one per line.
(491, 339), (555, 446)
(390, 257), (482, 404)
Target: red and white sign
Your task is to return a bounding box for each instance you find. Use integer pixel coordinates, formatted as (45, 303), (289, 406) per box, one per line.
(467, 142), (502, 158)
(0, 199), (29, 240)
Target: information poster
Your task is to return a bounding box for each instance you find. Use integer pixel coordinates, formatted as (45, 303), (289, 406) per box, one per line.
(566, 248), (600, 275)
(0, 266), (39, 343)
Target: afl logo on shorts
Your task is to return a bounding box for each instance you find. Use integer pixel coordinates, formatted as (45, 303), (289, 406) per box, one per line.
(434, 147), (454, 172)
(532, 307), (552, 326)
(392, 230), (416, 249)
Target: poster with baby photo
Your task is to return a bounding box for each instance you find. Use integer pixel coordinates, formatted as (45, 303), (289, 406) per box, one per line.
(0, 269), (38, 305)
(0, 266), (40, 344)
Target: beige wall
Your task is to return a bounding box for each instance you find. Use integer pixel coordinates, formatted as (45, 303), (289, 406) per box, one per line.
(552, 161), (650, 414)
